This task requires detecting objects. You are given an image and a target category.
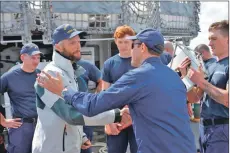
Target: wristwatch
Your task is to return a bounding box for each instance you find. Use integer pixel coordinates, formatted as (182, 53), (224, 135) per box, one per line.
(114, 109), (122, 123)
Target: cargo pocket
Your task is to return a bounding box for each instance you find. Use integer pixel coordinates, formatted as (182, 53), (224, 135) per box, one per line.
(222, 124), (229, 140)
(7, 145), (15, 153)
(8, 128), (23, 147)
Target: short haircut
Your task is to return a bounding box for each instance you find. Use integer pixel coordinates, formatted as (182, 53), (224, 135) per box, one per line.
(194, 44), (210, 53)
(147, 48), (160, 56)
(114, 25), (135, 39)
(209, 20), (229, 37)
(147, 45), (164, 56)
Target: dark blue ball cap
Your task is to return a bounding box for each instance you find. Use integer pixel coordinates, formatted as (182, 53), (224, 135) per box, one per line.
(20, 43), (42, 55)
(52, 24), (83, 45)
(126, 28), (164, 54)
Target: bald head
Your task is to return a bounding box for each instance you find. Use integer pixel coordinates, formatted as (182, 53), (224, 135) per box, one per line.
(164, 41), (174, 56)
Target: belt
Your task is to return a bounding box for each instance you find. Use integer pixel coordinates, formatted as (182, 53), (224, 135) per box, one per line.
(13, 116), (37, 123)
(202, 118), (229, 126)
(21, 118), (37, 123)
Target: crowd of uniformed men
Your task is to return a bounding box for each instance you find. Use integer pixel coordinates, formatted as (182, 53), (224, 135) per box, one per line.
(0, 20), (229, 153)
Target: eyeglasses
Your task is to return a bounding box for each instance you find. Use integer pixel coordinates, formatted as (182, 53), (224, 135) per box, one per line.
(132, 42), (142, 49)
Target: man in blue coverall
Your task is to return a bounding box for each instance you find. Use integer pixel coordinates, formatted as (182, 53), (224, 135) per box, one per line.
(185, 20), (229, 153)
(37, 28), (196, 153)
(0, 43), (42, 153)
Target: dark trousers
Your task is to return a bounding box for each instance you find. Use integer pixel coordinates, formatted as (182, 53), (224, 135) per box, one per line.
(81, 126), (94, 153)
(7, 122), (36, 153)
(199, 124), (229, 153)
(106, 126), (137, 153)
(0, 134), (6, 153)
(0, 106), (6, 153)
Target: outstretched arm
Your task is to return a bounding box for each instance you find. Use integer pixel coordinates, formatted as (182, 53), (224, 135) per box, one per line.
(37, 70), (145, 117)
(35, 70), (121, 125)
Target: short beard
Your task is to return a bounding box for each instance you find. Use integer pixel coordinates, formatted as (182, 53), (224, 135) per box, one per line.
(62, 48), (81, 61)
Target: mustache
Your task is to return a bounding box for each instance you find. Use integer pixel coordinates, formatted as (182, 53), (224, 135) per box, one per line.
(73, 49), (80, 53)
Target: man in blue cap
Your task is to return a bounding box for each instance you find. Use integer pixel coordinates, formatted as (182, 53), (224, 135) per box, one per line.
(37, 28), (197, 153)
(0, 43), (42, 153)
(32, 24), (131, 153)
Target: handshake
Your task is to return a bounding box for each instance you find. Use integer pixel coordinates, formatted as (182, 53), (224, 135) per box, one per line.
(105, 106), (132, 135)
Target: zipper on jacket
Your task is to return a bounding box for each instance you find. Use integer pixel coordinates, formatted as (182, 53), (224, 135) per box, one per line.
(62, 125), (67, 152)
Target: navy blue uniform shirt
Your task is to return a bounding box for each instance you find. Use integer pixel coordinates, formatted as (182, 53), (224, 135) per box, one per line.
(204, 57), (217, 69)
(102, 54), (134, 84)
(204, 57), (217, 76)
(76, 59), (101, 92)
(77, 59), (101, 85)
(64, 57), (196, 153)
(160, 51), (172, 65)
(102, 54), (134, 109)
(201, 57), (229, 119)
(0, 68), (40, 118)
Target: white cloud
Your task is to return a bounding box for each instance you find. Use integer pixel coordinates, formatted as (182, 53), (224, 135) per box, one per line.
(189, 2), (229, 49)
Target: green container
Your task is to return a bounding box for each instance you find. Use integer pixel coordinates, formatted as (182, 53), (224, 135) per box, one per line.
(193, 103), (200, 119)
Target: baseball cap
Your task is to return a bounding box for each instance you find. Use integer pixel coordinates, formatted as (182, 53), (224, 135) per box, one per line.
(20, 43), (42, 55)
(52, 24), (83, 45)
(126, 28), (164, 54)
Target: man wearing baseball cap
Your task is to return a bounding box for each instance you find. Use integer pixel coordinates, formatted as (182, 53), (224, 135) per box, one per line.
(0, 43), (42, 153)
(37, 28), (197, 153)
(32, 24), (129, 153)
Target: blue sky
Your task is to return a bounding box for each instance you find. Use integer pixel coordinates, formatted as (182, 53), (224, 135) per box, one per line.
(189, 2), (229, 49)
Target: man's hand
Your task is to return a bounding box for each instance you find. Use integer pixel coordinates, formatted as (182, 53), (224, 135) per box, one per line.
(177, 57), (191, 78)
(37, 71), (64, 96)
(1, 118), (22, 128)
(81, 140), (92, 150)
(117, 107), (132, 131)
(105, 123), (121, 135)
(187, 67), (205, 86)
(187, 103), (193, 117)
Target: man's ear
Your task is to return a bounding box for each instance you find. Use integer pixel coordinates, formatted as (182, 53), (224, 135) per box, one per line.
(55, 43), (60, 51)
(114, 39), (117, 46)
(55, 42), (63, 51)
(20, 54), (24, 62)
(142, 43), (147, 53)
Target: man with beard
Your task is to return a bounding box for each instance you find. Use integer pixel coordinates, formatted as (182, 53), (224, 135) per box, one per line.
(32, 24), (130, 153)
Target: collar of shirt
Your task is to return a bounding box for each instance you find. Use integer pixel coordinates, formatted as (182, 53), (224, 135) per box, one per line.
(217, 56), (229, 63)
(204, 57), (216, 63)
(52, 50), (75, 78)
(142, 56), (162, 65)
